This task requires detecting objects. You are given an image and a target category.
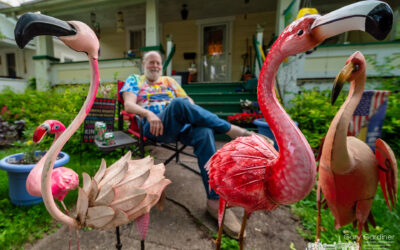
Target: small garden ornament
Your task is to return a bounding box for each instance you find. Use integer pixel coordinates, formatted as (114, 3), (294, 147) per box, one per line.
(15, 13), (170, 250)
(316, 51), (398, 248)
(206, 1), (393, 249)
(26, 120), (78, 213)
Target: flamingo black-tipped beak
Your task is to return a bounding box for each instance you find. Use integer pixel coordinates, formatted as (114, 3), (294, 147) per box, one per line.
(311, 1), (392, 42)
(14, 12), (76, 49)
(331, 62), (355, 105)
(33, 122), (50, 143)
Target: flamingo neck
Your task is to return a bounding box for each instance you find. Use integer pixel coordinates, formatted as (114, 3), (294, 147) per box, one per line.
(324, 75), (365, 174)
(259, 44), (316, 204)
(41, 58), (99, 228)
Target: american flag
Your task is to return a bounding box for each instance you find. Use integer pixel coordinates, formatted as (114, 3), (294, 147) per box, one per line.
(348, 90), (390, 137)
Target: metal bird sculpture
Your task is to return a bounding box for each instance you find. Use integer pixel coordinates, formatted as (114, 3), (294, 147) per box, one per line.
(27, 120), (79, 212)
(206, 1), (393, 249)
(15, 13), (170, 249)
(316, 51), (397, 248)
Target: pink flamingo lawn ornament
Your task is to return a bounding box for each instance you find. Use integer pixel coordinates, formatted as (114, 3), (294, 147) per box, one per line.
(316, 51), (398, 248)
(27, 120), (79, 212)
(15, 13), (170, 249)
(206, 1), (393, 249)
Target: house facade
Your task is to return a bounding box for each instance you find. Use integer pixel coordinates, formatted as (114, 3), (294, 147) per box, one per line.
(0, 0), (399, 99)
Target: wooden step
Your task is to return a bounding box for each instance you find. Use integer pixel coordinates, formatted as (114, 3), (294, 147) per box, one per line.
(190, 92), (257, 102)
(195, 102), (242, 113)
(183, 82), (244, 93)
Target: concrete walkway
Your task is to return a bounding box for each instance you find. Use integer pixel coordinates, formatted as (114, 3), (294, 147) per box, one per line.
(26, 142), (309, 250)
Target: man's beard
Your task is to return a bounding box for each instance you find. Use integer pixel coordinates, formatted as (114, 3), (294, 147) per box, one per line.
(144, 68), (161, 82)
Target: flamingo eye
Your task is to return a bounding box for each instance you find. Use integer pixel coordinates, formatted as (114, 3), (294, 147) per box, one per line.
(54, 125), (60, 130)
(297, 29), (304, 36)
(353, 64), (360, 72)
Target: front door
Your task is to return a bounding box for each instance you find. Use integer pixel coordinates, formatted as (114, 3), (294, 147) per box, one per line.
(201, 23), (230, 82)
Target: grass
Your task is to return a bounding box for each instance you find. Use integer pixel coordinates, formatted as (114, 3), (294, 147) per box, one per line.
(292, 174), (400, 250)
(0, 145), (125, 250)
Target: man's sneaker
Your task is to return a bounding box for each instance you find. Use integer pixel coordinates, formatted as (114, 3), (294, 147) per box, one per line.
(207, 203), (245, 239)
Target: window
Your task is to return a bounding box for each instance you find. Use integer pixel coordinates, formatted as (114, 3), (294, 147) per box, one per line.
(6, 53), (16, 78)
(129, 30), (144, 57)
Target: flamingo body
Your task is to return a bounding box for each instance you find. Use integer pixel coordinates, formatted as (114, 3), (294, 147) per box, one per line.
(319, 137), (378, 227)
(51, 167), (79, 201)
(209, 135), (279, 213)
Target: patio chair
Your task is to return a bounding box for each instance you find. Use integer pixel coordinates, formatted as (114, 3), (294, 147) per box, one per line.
(116, 80), (200, 175)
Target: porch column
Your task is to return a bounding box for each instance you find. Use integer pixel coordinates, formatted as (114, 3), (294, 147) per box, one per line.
(33, 36), (57, 91)
(275, 0), (300, 106)
(145, 0), (159, 46)
(166, 34), (173, 76)
(255, 24), (264, 78)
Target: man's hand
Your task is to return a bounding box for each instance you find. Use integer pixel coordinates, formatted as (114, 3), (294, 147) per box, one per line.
(146, 111), (163, 137)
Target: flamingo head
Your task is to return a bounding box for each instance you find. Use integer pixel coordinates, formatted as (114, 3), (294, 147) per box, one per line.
(276, 0), (392, 58)
(331, 51), (366, 105)
(14, 12), (99, 59)
(33, 120), (66, 143)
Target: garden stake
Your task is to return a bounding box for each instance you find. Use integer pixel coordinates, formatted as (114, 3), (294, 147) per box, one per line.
(206, 1), (393, 249)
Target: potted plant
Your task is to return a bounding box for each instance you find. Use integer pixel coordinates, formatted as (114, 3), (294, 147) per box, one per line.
(227, 112), (262, 128)
(0, 140), (69, 206)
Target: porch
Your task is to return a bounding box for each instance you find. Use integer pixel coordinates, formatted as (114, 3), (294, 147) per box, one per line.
(1, 0), (399, 91)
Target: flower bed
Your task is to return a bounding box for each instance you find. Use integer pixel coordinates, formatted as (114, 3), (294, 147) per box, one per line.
(227, 112), (262, 127)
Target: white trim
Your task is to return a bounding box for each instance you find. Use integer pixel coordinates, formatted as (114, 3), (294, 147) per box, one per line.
(196, 16), (235, 26)
(196, 16), (234, 82)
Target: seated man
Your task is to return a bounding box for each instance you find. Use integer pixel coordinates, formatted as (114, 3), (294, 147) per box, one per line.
(121, 51), (251, 238)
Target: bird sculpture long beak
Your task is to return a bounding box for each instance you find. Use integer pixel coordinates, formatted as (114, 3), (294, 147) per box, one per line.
(14, 12), (77, 49)
(331, 62), (356, 105)
(311, 0), (392, 42)
(33, 122), (50, 143)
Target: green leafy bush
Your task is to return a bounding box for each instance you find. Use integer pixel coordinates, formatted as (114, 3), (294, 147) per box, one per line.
(0, 82), (121, 155)
(287, 88), (345, 151)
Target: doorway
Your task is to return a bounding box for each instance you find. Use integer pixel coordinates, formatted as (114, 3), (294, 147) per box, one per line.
(200, 22), (231, 82)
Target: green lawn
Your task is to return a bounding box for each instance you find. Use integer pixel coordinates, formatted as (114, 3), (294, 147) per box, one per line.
(292, 174), (400, 249)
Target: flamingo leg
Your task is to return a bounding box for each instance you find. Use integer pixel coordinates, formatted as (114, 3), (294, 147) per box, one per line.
(216, 199), (226, 250)
(238, 210), (248, 250)
(68, 226), (72, 250)
(76, 229), (80, 250)
(316, 184), (322, 242)
(60, 201), (70, 216)
(356, 222), (363, 249)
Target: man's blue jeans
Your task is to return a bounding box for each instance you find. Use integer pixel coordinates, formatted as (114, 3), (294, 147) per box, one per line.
(142, 97), (231, 200)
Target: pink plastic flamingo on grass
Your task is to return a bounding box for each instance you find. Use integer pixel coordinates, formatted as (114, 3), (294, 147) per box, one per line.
(15, 13), (170, 249)
(206, 1), (393, 249)
(26, 120), (79, 212)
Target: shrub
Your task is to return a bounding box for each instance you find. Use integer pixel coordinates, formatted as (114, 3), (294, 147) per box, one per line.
(287, 88), (345, 151)
(0, 82), (122, 155)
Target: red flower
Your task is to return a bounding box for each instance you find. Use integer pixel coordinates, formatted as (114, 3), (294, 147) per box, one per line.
(227, 112), (262, 125)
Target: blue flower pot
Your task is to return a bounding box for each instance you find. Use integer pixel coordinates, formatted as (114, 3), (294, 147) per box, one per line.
(253, 118), (298, 151)
(0, 151), (69, 206)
